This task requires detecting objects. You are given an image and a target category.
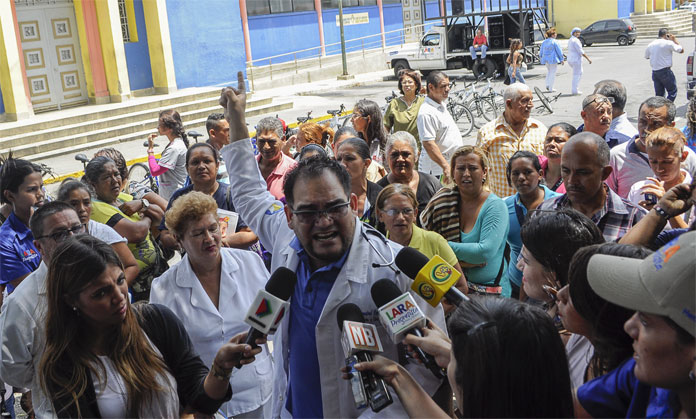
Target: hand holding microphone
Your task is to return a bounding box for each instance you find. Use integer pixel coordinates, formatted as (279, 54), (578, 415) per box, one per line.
(402, 320), (451, 369)
(370, 279), (446, 378)
(230, 267), (297, 368)
(337, 303), (393, 412)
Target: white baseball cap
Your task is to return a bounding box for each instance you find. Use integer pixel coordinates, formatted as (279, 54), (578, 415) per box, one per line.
(587, 231), (696, 337)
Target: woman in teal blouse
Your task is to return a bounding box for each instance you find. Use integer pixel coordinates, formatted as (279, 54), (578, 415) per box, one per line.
(421, 146), (510, 296)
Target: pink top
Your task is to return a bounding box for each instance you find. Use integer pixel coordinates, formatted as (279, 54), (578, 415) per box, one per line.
(539, 155), (566, 194)
(148, 154), (169, 176)
(256, 153), (298, 200)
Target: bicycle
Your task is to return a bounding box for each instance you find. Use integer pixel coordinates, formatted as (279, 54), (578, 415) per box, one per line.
(326, 104), (351, 129)
(450, 79), (497, 129)
(188, 130), (204, 143)
(534, 86), (562, 114)
(127, 161), (159, 195)
(446, 98), (475, 138)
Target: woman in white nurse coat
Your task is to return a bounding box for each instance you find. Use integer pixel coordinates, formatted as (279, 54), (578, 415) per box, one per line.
(150, 191), (273, 418)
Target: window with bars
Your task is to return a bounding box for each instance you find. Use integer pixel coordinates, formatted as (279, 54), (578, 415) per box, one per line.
(117, 0), (131, 42)
(247, 0), (316, 16)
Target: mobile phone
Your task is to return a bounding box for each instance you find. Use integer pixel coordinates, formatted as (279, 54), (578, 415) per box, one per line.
(644, 193), (658, 205)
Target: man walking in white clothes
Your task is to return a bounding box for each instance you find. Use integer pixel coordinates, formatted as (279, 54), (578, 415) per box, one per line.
(567, 27), (592, 95)
(645, 28), (684, 102)
(417, 70), (463, 183)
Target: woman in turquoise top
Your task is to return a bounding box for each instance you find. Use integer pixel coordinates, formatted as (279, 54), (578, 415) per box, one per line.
(424, 146), (510, 296)
(503, 151), (560, 299)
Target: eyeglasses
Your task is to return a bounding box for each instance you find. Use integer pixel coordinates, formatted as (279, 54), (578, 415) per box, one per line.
(351, 113), (365, 120)
(190, 224), (220, 239)
(291, 202), (351, 224)
(257, 138), (279, 147)
(36, 224), (86, 242)
(382, 208), (415, 217)
(583, 96), (614, 109)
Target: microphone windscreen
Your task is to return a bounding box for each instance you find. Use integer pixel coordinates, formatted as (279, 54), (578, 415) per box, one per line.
(394, 247), (430, 279)
(264, 267), (298, 301)
(370, 279), (403, 308)
(337, 303), (365, 330)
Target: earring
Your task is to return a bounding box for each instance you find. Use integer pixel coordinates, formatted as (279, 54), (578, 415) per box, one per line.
(690, 370), (695, 382)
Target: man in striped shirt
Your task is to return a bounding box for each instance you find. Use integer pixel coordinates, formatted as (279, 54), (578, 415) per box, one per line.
(476, 83), (547, 198)
(538, 132), (645, 242)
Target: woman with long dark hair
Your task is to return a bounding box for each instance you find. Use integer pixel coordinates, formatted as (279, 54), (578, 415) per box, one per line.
(351, 297), (574, 417)
(147, 109), (189, 200)
(506, 39), (525, 84)
(40, 235), (261, 417)
(352, 99), (388, 180)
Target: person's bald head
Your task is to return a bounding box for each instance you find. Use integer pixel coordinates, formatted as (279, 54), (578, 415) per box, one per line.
(561, 132), (612, 206)
(564, 132), (611, 167)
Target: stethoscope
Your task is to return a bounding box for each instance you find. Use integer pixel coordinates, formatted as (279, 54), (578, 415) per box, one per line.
(360, 224), (400, 274)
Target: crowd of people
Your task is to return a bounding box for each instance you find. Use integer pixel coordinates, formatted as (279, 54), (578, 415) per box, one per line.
(0, 25), (693, 419)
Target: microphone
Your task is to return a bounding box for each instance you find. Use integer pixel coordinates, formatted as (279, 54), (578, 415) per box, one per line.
(233, 267), (297, 367)
(370, 279), (446, 379)
(394, 247), (469, 307)
(337, 303), (393, 413)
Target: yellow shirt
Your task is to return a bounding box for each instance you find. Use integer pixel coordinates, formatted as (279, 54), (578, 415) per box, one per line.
(406, 224), (459, 268)
(476, 114), (547, 198)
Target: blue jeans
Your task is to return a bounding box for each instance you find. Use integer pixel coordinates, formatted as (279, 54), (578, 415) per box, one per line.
(508, 65), (525, 84)
(652, 67), (677, 102)
(470, 45), (487, 59)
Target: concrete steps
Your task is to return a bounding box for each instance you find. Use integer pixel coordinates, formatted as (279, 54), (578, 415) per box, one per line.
(631, 9), (694, 38)
(0, 88), (293, 160)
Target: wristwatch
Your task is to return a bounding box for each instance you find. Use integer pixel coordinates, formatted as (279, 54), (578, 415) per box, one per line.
(141, 198), (150, 211)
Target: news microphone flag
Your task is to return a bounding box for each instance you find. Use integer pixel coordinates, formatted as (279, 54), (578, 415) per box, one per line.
(341, 320), (384, 356)
(376, 293), (426, 343)
(245, 292), (289, 335)
(410, 254), (461, 307)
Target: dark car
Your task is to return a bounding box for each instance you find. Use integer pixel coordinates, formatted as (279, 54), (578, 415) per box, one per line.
(579, 19), (637, 46)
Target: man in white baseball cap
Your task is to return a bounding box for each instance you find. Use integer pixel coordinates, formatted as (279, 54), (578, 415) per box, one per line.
(575, 231), (695, 418)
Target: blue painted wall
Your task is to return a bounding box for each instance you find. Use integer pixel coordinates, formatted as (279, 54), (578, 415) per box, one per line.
(0, 85), (5, 115)
(248, 11), (320, 65)
(124, 0), (153, 91)
(165, 0), (246, 88)
(617, 0), (633, 18)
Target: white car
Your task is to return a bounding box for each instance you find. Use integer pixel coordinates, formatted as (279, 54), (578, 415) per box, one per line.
(679, 2), (696, 12)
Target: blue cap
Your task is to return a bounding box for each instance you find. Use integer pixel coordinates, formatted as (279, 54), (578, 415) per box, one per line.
(571, 27), (582, 35)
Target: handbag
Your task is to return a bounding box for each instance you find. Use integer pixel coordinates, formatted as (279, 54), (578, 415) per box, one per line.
(467, 243), (511, 296)
(521, 61), (528, 72)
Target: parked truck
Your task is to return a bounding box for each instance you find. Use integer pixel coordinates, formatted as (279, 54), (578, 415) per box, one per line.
(388, 0), (549, 79)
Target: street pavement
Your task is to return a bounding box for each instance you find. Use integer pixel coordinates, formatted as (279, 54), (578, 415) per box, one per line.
(41, 36), (694, 195)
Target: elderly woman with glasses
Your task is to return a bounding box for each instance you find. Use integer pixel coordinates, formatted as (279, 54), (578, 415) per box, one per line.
(383, 70), (425, 150)
(377, 132), (441, 222)
(376, 184), (463, 275)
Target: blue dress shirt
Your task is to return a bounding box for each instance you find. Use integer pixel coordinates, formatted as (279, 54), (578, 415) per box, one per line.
(0, 212), (41, 293)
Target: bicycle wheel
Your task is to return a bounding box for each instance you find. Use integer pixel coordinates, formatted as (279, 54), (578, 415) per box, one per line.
(468, 97), (497, 128)
(534, 86), (554, 114)
(128, 162), (157, 193)
(449, 102), (475, 138)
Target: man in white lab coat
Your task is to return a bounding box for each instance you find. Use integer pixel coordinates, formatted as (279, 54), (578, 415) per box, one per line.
(219, 72), (446, 418)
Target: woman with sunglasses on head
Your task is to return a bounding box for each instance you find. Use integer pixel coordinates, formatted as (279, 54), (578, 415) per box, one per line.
(335, 138), (383, 228)
(0, 157), (45, 294)
(557, 243), (651, 389)
(503, 151), (561, 300)
(575, 231), (695, 418)
(40, 235), (262, 417)
(157, 143), (257, 252)
(57, 180), (140, 286)
(347, 297), (574, 418)
(85, 156), (166, 301)
(352, 99), (388, 182)
(146, 109), (189, 201)
(518, 209), (604, 337)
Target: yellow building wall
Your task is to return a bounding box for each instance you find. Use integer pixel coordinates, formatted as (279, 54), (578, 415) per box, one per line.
(549, 0), (619, 38)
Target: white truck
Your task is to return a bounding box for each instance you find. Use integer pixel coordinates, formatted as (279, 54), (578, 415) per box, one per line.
(388, 1), (548, 79)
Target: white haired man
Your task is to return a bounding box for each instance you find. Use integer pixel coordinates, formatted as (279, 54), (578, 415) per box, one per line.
(476, 83), (547, 197)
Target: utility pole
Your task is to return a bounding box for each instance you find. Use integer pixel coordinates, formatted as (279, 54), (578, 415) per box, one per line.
(337, 0), (354, 79)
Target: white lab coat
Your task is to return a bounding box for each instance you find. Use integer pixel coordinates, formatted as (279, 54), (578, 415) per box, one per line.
(150, 248), (273, 417)
(221, 140), (446, 418)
